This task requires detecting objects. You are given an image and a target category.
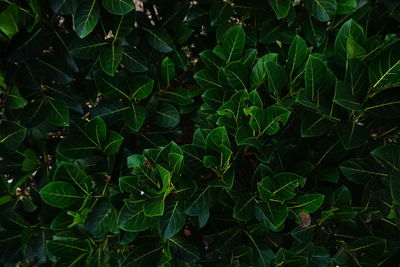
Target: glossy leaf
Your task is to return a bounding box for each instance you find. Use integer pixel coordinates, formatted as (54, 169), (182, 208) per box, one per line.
(39, 181), (82, 208)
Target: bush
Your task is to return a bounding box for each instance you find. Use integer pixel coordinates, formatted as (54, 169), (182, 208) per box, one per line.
(1, 0), (400, 266)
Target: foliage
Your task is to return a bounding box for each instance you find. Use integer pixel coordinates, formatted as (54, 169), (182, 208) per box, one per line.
(1, 0), (400, 266)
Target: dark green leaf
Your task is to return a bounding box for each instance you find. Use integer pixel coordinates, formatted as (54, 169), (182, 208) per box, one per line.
(39, 181), (82, 208)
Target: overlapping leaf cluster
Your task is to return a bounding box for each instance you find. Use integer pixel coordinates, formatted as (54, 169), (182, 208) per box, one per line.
(1, 0), (400, 266)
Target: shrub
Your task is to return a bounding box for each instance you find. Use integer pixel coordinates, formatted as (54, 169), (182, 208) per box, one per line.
(1, 0), (400, 266)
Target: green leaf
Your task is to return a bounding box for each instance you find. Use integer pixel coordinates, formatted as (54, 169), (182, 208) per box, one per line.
(255, 202), (288, 228)
(333, 80), (362, 111)
(69, 35), (105, 59)
(287, 35), (309, 77)
(169, 236), (200, 263)
(73, 0), (100, 39)
(339, 158), (384, 184)
(185, 186), (216, 215)
(0, 4), (21, 39)
(349, 237), (386, 259)
(264, 172), (306, 201)
(264, 61), (288, 96)
(194, 69), (222, 90)
(233, 195), (255, 221)
(0, 120), (26, 150)
(100, 45), (123, 76)
(124, 105), (146, 132)
(293, 194), (325, 213)
(47, 239), (90, 259)
(84, 116), (107, 145)
(300, 112), (334, 137)
(223, 61), (249, 91)
(161, 87), (195, 106)
(55, 162), (91, 193)
(334, 19), (365, 68)
(122, 47), (148, 73)
(159, 201), (186, 239)
(267, 0), (291, 19)
(57, 137), (97, 159)
(104, 130), (123, 155)
(276, 249), (308, 267)
(94, 71), (130, 99)
(250, 53), (278, 89)
(210, 2), (233, 27)
(101, 0), (135, 15)
(118, 201), (154, 232)
(336, 122), (369, 150)
(213, 25), (245, 62)
(39, 181), (82, 208)
(199, 50), (224, 69)
(47, 98), (69, 127)
(369, 40), (400, 91)
(206, 126), (231, 153)
(154, 103), (180, 128)
(7, 86), (27, 109)
(129, 76), (154, 100)
(336, 0), (358, 14)
(371, 144), (400, 172)
(143, 197), (165, 217)
(85, 200), (119, 238)
(161, 57), (176, 87)
(304, 15), (326, 47)
(304, 54), (329, 101)
(305, 0), (337, 22)
(121, 244), (163, 266)
(142, 26), (173, 53)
